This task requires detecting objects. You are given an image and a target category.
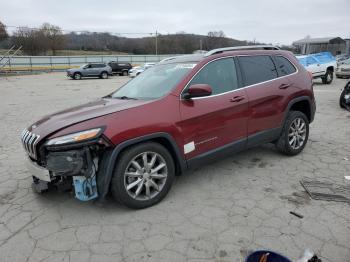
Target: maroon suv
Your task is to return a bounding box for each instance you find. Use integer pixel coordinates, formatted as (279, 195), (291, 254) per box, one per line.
(21, 46), (315, 209)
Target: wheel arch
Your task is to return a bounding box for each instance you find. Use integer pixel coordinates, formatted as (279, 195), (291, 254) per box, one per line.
(284, 96), (314, 124)
(326, 66), (334, 72)
(97, 132), (186, 200)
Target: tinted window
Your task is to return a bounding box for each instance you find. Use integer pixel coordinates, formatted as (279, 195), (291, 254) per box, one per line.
(239, 56), (278, 86)
(274, 56), (296, 76)
(91, 64), (105, 68)
(111, 63), (196, 100)
(188, 58), (238, 95)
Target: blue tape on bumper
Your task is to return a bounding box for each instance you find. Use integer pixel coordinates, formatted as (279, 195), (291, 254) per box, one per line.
(73, 176), (98, 201)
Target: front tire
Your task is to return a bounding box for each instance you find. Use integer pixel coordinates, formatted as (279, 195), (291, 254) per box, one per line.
(322, 70), (333, 84)
(73, 73), (82, 80)
(111, 142), (175, 209)
(122, 71), (128, 76)
(100, 71), (108, 79)
(276, 111), (309, 156)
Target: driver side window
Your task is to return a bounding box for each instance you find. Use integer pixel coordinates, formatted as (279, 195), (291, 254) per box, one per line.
(188, 58), (238, 95)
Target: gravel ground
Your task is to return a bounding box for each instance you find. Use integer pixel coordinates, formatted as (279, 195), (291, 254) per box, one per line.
(0, 73), (349, 262)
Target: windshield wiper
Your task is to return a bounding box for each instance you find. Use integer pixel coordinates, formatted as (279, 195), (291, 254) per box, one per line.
(114, 96), (138, 100)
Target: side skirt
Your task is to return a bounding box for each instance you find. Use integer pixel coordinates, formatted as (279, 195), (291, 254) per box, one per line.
(187, 127), (282, 170)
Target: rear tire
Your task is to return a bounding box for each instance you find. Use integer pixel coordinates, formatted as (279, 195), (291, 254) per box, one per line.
(322, 70), (333, 84)
(122, 71), (128, 76)
(111, 142), (175, 209)
(276, 111), (309, 156)
(73, 73), (82, 80)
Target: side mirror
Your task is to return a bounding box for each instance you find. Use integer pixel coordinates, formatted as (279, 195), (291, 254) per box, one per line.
(183, 84), (212, 99)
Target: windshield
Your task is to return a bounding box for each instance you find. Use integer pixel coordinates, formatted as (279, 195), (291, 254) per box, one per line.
(111, 63), (196, 100)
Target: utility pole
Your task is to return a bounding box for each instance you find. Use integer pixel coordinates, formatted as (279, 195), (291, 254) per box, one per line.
(155, 30), (158, 55)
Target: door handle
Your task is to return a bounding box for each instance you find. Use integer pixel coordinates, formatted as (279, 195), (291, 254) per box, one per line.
(279, 83), (290, 89)
(230, 96), (245, 102)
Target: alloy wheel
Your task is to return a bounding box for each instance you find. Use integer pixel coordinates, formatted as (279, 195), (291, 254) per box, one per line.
(124, 152), (168, 201)
(288, 118), (307, 150)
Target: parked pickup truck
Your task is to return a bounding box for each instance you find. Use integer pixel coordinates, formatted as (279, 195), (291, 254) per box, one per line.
(296, 52), (337, 84)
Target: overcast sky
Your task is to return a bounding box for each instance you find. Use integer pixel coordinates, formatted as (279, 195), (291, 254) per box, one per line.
(1, 0), (349, 45)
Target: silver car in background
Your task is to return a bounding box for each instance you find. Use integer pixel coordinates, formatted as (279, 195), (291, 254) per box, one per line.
(67, 63), (112, 80)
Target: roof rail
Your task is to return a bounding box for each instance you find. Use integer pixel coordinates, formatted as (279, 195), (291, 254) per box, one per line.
(205, 45), (280, 57)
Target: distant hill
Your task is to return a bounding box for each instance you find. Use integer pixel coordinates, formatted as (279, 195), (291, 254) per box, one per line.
(64, 31), (259, 55)
(0, 28), (267, 55)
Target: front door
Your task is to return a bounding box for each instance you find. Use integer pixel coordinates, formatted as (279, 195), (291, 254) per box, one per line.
(178, 57), (249, 160)
(82, 64), (94, 76)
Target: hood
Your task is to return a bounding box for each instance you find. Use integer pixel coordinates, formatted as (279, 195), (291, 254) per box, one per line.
(28, 98), (151, 140)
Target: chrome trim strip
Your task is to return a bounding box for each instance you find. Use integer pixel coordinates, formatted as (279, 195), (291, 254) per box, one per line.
(28, 135), (36, 155)
(21, 129), (40, 159)
(180, 54), (299, 101)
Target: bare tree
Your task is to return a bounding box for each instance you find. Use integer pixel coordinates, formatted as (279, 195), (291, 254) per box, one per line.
(40, 23), (65, 55)
(0, 21), (8, 42)
(206, 31), (230, 49)
(207, 31), (226, 38)
(12, 27), (48, 55)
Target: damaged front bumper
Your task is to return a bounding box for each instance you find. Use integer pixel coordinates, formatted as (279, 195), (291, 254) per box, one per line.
(29, 144), (106, 201)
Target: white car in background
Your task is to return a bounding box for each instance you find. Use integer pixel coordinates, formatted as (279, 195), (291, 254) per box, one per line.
(336, 58), (350, 78)
(129, 63), (156, 77)
(296, 52), (337, 84)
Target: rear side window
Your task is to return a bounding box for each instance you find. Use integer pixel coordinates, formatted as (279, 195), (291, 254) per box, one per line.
(91, 64), (103, 68)
(238, 56), (278, 86)
(273, 56), (296, 76)
(189, 58), (239, 95)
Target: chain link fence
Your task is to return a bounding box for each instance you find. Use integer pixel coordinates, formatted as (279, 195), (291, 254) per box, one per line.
(1, 54), (176, 72)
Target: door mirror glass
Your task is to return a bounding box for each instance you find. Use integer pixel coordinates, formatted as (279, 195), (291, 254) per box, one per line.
(183, 84), (212, 99)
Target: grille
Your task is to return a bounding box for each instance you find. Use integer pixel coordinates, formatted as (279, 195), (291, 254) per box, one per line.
(21, 129), (40, 159)
(341, 68), (350, 72)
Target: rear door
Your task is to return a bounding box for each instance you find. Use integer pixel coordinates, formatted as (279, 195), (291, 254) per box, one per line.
(179, 57), (249, 159)
(238, 55), (296, 145)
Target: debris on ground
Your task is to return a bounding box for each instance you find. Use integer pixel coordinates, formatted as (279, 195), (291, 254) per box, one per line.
(301, 179), (350, 203)
(290, 211), (304, 219)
